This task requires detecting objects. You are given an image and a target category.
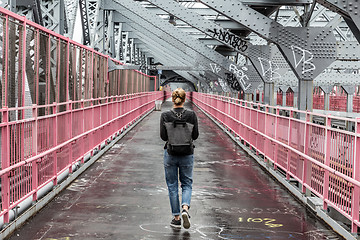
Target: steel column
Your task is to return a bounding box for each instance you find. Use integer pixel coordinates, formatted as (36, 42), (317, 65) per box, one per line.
(342, 85), (356, 113)
(264, 82), (275, 106)
(320, 85), (333, 111)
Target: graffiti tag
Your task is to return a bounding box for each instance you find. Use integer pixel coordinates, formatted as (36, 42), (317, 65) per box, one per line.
(225, 73), (241, 91)
(258, 57), (281, 81)
(238, 217), (283, 228)
(291, 45), (316, 74)
(229, 64), (251, 91)
(208, 28), (248, 52)
(210, 63), (221, 74)
(209, 63), (251, 91)
(217, 78), (231, 92)
(209, 63), (230, 92)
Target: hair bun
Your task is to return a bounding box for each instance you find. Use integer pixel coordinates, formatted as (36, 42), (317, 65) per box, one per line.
(172, 88), (186, 105)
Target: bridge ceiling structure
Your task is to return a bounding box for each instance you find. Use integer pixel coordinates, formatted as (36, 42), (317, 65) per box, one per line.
(4, 0), (360, 110)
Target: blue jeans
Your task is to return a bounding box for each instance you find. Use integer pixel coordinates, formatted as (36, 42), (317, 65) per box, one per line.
(164, 150), (194, 216)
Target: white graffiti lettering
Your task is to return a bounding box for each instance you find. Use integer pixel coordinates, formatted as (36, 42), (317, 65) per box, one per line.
(210, 63), (221, 74)
(258, 57), (281, 80)
(291, 45), (316, 74)
(209, 63), (230, 92)
(217, 78), (231, 92)
(229, 64), (251, 91)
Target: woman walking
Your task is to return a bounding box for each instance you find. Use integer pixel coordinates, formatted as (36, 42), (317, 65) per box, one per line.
(160, 88), (199, 229)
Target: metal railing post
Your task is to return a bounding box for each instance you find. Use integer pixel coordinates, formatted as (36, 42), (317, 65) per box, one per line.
(351, 118), (360, 232)
(68, 101), (73, 174)
(264, 105), (269, 163)
(1, 108), (10, 224)
(274, 107), (280, 170)
(302, 112), (310, 193)
(52, 103), (58, 186)
(323, 115), (331, 211)
(32, 105), (38, 202)
(80, 100), (85, 164)
(286, 110), (293, 180)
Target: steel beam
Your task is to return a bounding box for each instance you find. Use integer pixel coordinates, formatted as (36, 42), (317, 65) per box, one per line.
(122, 31), (129, 63)
(199, 38), (225, 46)
(104, 10), (115, 57)
(319, 85), (333, 110)
(279, 70), (360, 87)
(88, 0), (105, 52)
(145, 0), (255, 69)
(316, 0), (360, 42)
(15, 0), (65, 34)
(129, 38), (135, 64)
(114, 65), (205, 71)
(342, 85), (356, 113)
(116, 14), (204, 70)
(198, 0), (338, 111)
(241, 0), (312, 5)
(121, 22), (211, 86)
(143, 0), (268, 94)
(337, 41), (360, 60)
(79, 0), (91, 44)
(64, 0), (78, 38)
(115, 5), (219, 16)
(131, 37), (221, 89)
(42, 0), (66, 34)
(144, 0), (295, 100)
(328, 61), (360, 70)
(111, 0), (256, 92)
(133, 40), (210, 87)
(16, 0), (44, 25)
(115, 1), (356, 99)
(114, 23), (122, 59)
(199, 0), (337, 81)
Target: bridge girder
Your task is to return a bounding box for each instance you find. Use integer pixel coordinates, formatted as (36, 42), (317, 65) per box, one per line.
(109, 0), (262, 93)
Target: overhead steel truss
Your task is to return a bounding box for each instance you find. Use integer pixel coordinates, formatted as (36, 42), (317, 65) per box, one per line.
(6, 0), (360, 112)
(109, 10), (218, 89)
(108, 0), (264, 93)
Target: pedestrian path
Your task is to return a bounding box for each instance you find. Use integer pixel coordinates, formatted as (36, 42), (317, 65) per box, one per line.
(8, 100), (342, 240)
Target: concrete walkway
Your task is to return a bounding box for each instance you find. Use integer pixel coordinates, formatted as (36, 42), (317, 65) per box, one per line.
(8, 100), (342, 240)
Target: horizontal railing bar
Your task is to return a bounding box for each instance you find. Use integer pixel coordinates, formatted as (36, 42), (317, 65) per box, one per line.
(0, 94), (160, 176)
(196, 97), (360, 188)
(193, 92), (360, 232)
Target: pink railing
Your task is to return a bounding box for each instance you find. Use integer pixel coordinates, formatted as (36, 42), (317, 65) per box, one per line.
(192, 92), (360, 233)
(0, 6), (165, 225)
(0, 92), (164, 224)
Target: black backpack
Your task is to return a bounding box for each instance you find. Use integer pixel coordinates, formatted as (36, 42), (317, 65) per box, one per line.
(164, 109), (194, 156)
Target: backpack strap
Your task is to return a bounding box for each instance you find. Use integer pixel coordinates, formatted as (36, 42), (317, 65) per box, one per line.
(171, 108), (186, 120)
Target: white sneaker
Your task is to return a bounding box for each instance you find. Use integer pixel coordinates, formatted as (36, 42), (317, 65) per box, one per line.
(181, 209), (191, 229)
